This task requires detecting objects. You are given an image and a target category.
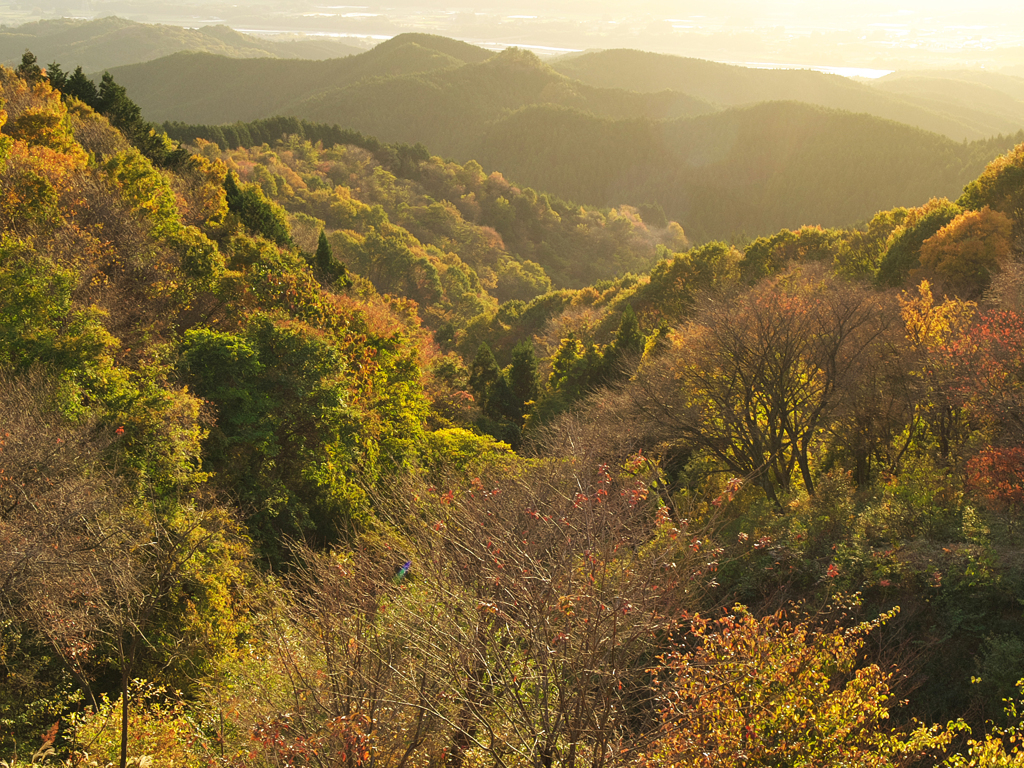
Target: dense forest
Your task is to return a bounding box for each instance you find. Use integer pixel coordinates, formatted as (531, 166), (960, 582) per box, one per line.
(105, 34), (1024, 242)
(6, 48), (1024, 768)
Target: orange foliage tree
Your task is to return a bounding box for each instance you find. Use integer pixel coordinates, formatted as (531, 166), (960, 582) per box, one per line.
(918, 207), (1013, 298)
(640, 605), (955, 768)
(958, 142), (1024, 255)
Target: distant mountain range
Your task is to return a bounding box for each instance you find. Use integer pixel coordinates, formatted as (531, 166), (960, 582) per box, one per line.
(471, 100), (1002, 241)
(552, 49), (1024, 142)
(31, 22), (1023, 241)
(107, 36), (716, 133)
(0, 16), (361, 71)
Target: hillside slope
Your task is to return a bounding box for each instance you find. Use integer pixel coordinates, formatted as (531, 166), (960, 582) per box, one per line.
(109, 34), (1023, 241)
(474, 101), (1002, 240)
(0, 16), (362, 70)
(552, 48), (1024, 141)
(870, 70), (1024, 139)
(109, 41), (717, 131)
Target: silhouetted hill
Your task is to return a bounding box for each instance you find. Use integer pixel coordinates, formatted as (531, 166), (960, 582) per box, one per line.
(474, 101), (1012, 240)
(107, 34), (1023, 241)
(551, 49), (1023, 141)
(0, 16), (362, 70)
(869, 70), (1024, 139)
(286, 48), (717, 155)
(876, 69), (1024, 101)
(366, 32), (494, 65)
(110, 45), (716, 139)
(106, 38), (477, 124)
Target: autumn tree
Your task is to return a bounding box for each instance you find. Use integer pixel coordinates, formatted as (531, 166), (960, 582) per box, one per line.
(892, 282), (979, 468)
(936, 307), (1024, 510)
(629, 270), (894, 503)
(917, 207), (1013, 298)
(0, 371), (246, 768)
(878, 198), (962, 287)
(641, 604), (953, 768)
(232, 455), (708, 768)
(959, 142), (1024, 255)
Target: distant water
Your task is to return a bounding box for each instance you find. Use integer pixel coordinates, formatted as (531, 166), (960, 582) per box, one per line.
(235, 28), (392, 41)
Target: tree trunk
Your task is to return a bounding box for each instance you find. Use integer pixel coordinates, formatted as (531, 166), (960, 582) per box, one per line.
(120, 668), (129, 768)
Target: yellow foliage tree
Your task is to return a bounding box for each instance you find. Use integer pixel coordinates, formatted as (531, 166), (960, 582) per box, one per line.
(918, 207), (1013, 298)
(640, 605), (955, 768)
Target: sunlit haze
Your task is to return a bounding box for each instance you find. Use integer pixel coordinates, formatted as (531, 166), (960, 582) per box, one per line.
(3, 0), (1024, 73)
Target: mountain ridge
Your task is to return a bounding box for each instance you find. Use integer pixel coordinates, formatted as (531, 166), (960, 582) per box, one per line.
(0, 15), (363, 70)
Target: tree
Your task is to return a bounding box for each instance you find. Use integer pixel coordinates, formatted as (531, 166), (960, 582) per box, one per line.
(0, 371), (245, 768)
(314, 228), (351, 287)
(16, 51), (43, 83)
(602, 304), (645, 381)
(740, 226), (842, 283)
(229, 456), (708, 768)
(467, 342), (501, 406)
(65, 66), (98, 106)
(642, 605), (953, 768)
(315, 227), (333, 270)
(942, 308), (1024, 446)
(897, 281), (976, 463)
(495, 258), (551, 303)
(878, 198), (962, 287)
(959, 142), (1024, 256)
(481, 373), (522, 446)
(45, 61), (66, 91)
(96, 72), (142, 132)
(224, 171), (294, 247)
(50, 64), (100, 107)
(547, 333), (584, 393)
(630, 271), (892, 503)
(177, 317), (369, 560)
(547, 334), (605, 402)
(918, 207), (1013, 298)
(507, 339), (539, 425)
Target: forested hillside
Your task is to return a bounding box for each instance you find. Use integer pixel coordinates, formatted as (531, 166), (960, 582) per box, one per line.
(552, 48), (1024, 141)
(8, 51), (1024, 768)
(167, 103), (1018, 243)
(112, 36), (1024, 242)
(110, 41), (714, 128)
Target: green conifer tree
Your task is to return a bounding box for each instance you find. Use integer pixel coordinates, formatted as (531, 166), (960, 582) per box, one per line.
(66, 66), (98, 105)
(613, 305), (645, 357)
(45, 61), (66, 91)
(484, 374), (520, 425)
(548, 333), (583, 393)
(16, 51), (43, 83)
(468, 343), (501, 406)
(224, 171), (294, 247)
(603, 304), (645, 380)
(508, 340), (539, 425)
(314, 229), (351, 287)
